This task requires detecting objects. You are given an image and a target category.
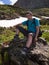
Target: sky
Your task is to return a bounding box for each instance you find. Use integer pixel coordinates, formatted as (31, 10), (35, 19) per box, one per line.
(0, 0), (18, 5)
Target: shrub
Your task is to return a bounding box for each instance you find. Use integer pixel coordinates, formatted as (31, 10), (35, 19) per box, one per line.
(42, 32), (49, 42)
(0, 29), (15, 43)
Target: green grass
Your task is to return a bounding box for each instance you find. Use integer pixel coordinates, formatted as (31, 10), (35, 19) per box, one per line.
(32, 8), (49, 16)
(0, 5), (49, 17)
(0, 5), (26, 17)
(0, 28), (15, 43)
(40, 25), (49, 42)
(42, 32), (49, 42)
(41, 25), (49, 30)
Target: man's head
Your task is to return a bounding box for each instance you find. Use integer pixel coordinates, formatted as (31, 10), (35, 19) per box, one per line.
(25, 11), (33, 19)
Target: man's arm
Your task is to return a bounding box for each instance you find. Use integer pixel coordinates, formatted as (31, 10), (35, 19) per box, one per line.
(35, 26), (40, 39)
(14, 20), (27, 27)
(34, 19), (40, 41)
(34, 26), (40, 42)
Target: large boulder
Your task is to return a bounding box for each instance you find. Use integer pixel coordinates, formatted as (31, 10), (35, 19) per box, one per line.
(8, 36), (49, 65)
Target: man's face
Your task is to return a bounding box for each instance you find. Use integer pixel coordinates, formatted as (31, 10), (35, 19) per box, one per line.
(26, 14), (32, 19)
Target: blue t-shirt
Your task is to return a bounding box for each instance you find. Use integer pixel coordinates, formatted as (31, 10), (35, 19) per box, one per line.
(22, 18), (40, 33)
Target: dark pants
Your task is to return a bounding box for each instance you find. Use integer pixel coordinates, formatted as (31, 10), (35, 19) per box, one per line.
(16, 26), (35, 37)
(16, 26), (36, 47)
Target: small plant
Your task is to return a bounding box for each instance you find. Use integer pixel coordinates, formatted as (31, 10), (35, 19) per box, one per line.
(42, 32), (49, 42)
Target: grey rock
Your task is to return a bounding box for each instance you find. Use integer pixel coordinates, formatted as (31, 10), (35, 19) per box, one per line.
(8, 36), (49, 65)
(14, 0), (49, 10)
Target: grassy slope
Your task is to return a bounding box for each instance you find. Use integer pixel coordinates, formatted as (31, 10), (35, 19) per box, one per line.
(32, 8), (49, 16)
(0, 5), (49, 16)
(0, 5), (26, 16)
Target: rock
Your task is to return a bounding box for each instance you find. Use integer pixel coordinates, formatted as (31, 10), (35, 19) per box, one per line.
(8, 36), (49, 65)
(14, 0), (49, 10)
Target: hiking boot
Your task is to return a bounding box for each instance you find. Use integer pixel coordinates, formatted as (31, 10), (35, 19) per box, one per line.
(20, 47), (29, 55)
(14, 34), (21, 42)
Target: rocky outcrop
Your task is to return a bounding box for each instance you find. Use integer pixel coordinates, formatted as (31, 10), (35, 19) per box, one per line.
(0, 34), (49, 65)
(14, 0), (49, 10)
(7, 36), (49, 65)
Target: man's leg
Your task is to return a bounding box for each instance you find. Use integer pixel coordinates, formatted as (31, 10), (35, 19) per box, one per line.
(16, 26), (28, 37)
(16, 26), (35, 54)
(13, 26), (29, 42)
(20, 33), (34, 55)
(26, 33), (33, 48)
(16, 26), (35, 48)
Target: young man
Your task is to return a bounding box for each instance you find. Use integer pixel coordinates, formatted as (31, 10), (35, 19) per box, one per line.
(15, 11), (40, 55)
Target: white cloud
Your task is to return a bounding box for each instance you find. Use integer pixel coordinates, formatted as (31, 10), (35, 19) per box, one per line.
(10, 0), (18, 5)
(0, 0), (18, 5)
(0, 1), (4, 5)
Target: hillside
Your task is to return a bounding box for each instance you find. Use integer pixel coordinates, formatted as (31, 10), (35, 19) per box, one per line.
(14, 0), (49, 10)
(0, 5), (26, 20)
(0, 5), (49, 20)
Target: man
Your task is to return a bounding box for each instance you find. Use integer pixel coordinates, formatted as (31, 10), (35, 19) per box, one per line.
(15, 11), (40, 55)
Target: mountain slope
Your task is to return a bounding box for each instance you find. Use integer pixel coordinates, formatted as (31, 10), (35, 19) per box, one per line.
(14, 0), (49, 10)
(0, 5), (49, 20)
(0, 5), (25, 20)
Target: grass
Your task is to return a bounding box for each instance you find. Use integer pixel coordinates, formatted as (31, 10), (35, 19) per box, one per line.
(0, 5), (49, 17)
(32, 8), (49, 16)
(40, 25), (49, 42)
(0, 5), (26, 18)
(42, 32), (49, 42)
(0, 28), (16, 43)
(41, 25), (49, 30)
